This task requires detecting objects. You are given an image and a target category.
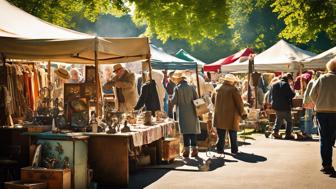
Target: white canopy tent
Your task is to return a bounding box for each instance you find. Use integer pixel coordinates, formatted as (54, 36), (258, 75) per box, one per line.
(302, 46), (336, 70)
(221, 39), (316, 73)
(0, 0), (150, 64)
(0, 0), (151, 116)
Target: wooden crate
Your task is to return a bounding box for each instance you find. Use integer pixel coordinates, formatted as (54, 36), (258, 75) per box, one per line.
(5, 180), (47, 189)
(21, 167), (71, 189)
(25, 125), (51, 133)
(161, 137), (180, 161)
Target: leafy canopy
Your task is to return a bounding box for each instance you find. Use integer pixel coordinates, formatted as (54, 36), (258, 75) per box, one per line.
(7, 0), (336, 45)
(271, 0), (336, 43)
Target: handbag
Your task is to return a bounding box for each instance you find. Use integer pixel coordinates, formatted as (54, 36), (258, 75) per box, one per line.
(193, 98), (209, 116)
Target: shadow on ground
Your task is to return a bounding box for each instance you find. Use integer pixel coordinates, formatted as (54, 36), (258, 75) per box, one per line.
(101, 168), (170, 189)
(225, 151), (267, 163)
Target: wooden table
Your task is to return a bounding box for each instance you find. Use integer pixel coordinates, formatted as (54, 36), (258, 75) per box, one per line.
(85, 121), (177, 187)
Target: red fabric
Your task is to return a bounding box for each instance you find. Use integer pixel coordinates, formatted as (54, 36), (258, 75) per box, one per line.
(204, 48), (254, 72)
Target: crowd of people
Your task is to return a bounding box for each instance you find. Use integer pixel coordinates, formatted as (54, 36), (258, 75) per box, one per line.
(51, 57), (336, 176)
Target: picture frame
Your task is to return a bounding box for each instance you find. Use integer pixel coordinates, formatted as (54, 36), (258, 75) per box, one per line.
(63, 83), (81, 102)
(85, 66), (96, 83)
(82, 83), (97, 100)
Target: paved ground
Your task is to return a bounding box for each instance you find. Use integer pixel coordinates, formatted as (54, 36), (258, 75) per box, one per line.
(116, 134), (336, 189)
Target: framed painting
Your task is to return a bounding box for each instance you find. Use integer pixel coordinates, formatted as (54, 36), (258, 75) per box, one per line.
(85, 66), (96, 83)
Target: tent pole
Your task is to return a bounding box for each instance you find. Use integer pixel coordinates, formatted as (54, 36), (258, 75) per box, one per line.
(196, 65), (201, 97)
(94, 37), (102, 116)
(147, 38), (152, 81)
(47, 60), (51, 108)
(299, 63), (303, 96)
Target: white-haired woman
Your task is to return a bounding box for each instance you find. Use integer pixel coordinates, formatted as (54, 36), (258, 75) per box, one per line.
(69, 68), (84, 83)
(310, 57), (336, 176)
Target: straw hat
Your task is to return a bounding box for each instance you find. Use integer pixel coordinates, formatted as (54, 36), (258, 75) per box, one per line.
(223, 74), (238, 83)
(113, 63), (123, 73)
(54, 68), (70, 80)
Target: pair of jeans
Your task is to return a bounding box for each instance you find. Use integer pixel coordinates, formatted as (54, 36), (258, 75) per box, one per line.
(216, 128), (238, 153)
(317, 112), (336, 167)
(273, 110), (293, 134)
(183, 134), (197, 148)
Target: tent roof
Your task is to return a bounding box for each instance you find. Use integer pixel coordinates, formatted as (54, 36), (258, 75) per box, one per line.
(150, 45), (197, 70)
(0, 0), (150, 64)
(302, 46), (336, 69)
(204, 48), (253, 72)
(221, 40), (316, 72)
(175, 49), (205, 65)
(0, 0), (91, 39)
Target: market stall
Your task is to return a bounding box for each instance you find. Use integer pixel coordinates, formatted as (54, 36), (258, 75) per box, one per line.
(175, 49), (206, 70)
(204, 48), (253, 72)
(302, 46), (336, 70)
(0, 1), (181, 188)
(221, 39), (315, 73)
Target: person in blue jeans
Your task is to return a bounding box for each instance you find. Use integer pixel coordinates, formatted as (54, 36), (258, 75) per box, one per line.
(269, 73), (296, 139)
(310, 57), (336, 177)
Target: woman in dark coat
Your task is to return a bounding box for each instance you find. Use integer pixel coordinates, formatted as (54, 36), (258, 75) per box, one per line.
(171, 71), (200, 158)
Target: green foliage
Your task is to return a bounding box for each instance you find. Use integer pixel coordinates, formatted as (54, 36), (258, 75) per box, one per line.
(7, 0), (128, 28)
(130, 0), (230, 45)
(7, 0), (336, 61)
(272, 0), (336, 43)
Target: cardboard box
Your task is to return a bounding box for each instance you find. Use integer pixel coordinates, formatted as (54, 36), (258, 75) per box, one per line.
(21, 167), (71, 189)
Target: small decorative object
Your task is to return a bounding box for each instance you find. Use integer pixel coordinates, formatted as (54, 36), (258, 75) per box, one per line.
(32, 144), (42, 168)
(106, 122), (117, 134)
(85, 66), (96, 83)
(44, 157), (57, 169)
(63, 156), (70, 169)
(144, 111), (152, 126)
(126, 110), (138, 125)
(155, 111), (166, 123)
(36, 87), (51, 116)
(51, 118), (58, 133)
(90, 111), (98, 133)
(56, 115), (67, 129)
(51, 98), (60, 118)
(121, 120), (131, 133)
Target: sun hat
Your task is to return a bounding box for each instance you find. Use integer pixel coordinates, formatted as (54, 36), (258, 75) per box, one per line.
(223, 74), (238, 83)
(54, 68), (70, 79)
(113, 63), (123, 73)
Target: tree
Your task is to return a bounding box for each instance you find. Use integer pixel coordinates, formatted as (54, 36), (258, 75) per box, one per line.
(7, 0), (336, 47)
(7, 0), (128, 28)
(271, 0), (336, 43)
(130, 0), (230, 44)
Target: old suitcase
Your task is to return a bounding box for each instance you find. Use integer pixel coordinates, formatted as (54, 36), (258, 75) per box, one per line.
(161, 137), (180, 162)
(21, 167), (71, 189)
(5, 180), (47, 189)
